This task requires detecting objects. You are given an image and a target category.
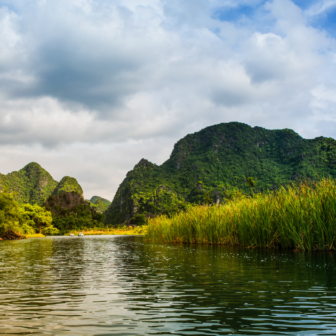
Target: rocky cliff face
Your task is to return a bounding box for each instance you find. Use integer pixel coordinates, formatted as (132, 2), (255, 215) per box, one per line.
(105, 122), (336, 225)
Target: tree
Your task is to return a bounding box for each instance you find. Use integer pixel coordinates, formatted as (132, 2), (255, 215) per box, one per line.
(18, 204), (59, 235)
(203, 191), (212, 205)
(246, 177), (256, 188)
(246, 177), (257, 197)
(0, 190), (23, 235)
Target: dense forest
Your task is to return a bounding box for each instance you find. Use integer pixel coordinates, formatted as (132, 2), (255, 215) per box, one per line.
(0, 190), (59, 237)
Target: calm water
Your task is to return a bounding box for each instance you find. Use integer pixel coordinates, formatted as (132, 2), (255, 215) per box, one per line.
(0, 236), (336, 335)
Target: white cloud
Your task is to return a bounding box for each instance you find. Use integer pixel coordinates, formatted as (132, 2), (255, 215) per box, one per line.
(0, 0), (336, 199)
(305, 0), (336, 17)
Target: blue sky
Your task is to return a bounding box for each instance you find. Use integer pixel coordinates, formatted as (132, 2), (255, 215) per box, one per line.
(213, 0), (336, 34)
(0, 0), (336, 199)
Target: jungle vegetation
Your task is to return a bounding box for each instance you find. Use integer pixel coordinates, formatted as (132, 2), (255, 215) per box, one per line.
(0, 163), (105, 236)
(0, 189), (59, 237)
(52, 176), (83, 196)
(89, 196), (111, 213)
(0, 162), (84, 205)
(44, 192), (105, 234)
(105, 122), (336, 225)
(147, 178), (336, 251)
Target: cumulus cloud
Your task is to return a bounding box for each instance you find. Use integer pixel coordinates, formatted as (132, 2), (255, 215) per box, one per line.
(0, 0), (336, 198)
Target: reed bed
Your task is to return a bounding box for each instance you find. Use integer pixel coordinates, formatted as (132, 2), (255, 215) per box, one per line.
(147, 179), (336, 251)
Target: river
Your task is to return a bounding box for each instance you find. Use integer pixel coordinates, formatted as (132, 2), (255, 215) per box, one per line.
(0, 236), (335, 335)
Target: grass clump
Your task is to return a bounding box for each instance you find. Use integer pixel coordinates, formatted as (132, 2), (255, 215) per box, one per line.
(147, 178), (336, 251)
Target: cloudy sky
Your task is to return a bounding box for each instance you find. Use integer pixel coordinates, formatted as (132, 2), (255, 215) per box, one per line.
(0, 0), (336, 200)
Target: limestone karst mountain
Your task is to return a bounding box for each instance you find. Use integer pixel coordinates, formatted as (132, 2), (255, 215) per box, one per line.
(0, 162), (83, 205)
(105, 122), (336, 225)
(89, 196), (111, 213)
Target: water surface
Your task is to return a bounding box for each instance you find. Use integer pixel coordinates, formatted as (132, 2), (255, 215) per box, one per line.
(0, 236), (335, 335)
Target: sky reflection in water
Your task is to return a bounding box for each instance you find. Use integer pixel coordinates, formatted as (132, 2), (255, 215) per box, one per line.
(0, 236), (335, 335)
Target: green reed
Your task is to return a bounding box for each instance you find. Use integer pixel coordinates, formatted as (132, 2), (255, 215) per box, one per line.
(147, 178), (336, 250)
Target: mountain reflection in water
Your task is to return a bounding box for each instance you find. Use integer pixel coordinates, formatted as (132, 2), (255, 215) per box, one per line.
(0, 236), (335, 335)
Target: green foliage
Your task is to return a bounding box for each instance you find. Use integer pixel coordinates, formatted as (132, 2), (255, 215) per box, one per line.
(52, 176), (83, 196)
(0, 163), (84, 208)
(90, 196), (111, 205)
(18, 203), (58, 235)
(246, 177), (257, 188)
(45, 192), (105, 233)
(0, 162), (58, 205)
(0, 191), (23, 235)
(89, 196), (111, 213)
(0, 190), (59, 236)
(147, 178), (336, 251)
(130, 213), (147, 225)
(106, 122), (336, 225)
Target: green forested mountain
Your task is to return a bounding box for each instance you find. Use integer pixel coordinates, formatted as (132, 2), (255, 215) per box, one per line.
(52, 176), (83, 196)
(89, 196), (111, 213)
(90, 196), (111, 205)
(0, 162), (104, 232)
(44, 192), (104, 232)
(0, 162), (58, 205)
(0, 163), (83, 205)
(105, 122), (336, 225)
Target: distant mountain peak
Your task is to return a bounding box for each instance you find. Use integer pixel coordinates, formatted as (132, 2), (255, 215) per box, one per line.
(53, 176), (83, 196)
(90, 196), (111, 205)
(0, 163), (83, 205)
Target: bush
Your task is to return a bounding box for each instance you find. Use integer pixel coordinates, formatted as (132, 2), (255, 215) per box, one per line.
(130, 214), (147, 225)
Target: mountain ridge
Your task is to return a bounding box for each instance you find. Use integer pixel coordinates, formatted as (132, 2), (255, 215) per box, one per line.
(0, 162), (84, 205)
(105, 122), (336, 225)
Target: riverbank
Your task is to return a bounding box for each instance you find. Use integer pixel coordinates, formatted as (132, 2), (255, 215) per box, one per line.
(64, 225), (147, 236)
(147, 179), (336, 251)
(25, 233), (46, 238)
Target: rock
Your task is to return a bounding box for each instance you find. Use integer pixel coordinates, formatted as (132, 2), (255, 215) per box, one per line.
(1, 230), (25, 240)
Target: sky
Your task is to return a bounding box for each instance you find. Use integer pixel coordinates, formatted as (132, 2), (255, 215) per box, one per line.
(0, 0), (336, 200)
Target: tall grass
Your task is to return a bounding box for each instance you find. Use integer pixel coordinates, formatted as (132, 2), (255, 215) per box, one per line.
(147, 179), (336, 250)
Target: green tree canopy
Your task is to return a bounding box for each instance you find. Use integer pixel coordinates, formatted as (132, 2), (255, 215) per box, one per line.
(0, 191), (22, 235)
(18, 203), (59, 235)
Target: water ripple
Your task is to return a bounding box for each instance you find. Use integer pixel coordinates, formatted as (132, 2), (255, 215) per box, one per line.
(0, 236), (336, 335)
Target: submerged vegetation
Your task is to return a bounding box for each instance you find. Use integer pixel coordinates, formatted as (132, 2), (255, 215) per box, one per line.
(147, 179), (336, 251)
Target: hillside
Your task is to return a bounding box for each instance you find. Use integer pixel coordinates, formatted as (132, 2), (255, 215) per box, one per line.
(0, 162), (58, 205)
(44, 192), (104, 232)
(89, 196), (111, 213)
(52, 176), (83, 196)
(105, 122), (336, 225)
(0, 163), (84, 205)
